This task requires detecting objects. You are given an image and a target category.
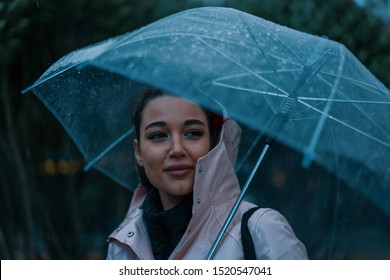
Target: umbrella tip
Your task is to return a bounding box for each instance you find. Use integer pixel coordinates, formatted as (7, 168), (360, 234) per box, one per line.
(301, 153), (313, 169)
(21, 86), (32, 94)
(83, 164), (92, 172)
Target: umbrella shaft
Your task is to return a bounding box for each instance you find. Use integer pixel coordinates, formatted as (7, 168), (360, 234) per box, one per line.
(206, 143), (271, 260)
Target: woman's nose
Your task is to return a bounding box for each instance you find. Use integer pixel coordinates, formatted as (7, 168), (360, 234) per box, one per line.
(169, 135), (185, 157)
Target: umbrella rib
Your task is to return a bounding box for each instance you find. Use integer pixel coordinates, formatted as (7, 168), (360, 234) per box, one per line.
(239, 18), (292, 92)
(21, 64), (81, 94)
(289, 98), (327, 120)
(213, 68), (303, 83)
(297, 78), (390, 143)
(298, 96), (390, 104)
(301, 45), (346, 167)
(317, 71), (390, 96)
(264, 45), (335, 137)
(315, 72), (390, 139)
(298, 99), (389, 147)
(240, 15), (339, 110)
(198, 38), (290, 96)
(83, 127), (134, 171)
(212, 81), (288, 98)
(314, 70), (390, 106)
(264, 53), (304, 68)
(212, 81), (287, 115)
(290, 115), (321, 121)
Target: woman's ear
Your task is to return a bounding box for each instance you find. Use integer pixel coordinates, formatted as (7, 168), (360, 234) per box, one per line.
(133, 139), (143, 166)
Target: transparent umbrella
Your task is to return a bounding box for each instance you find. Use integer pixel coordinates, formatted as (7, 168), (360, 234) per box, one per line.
(22, 7), (390, 258)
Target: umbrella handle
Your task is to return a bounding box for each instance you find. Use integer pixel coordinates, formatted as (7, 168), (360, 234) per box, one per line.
(205, 143), (271, 260)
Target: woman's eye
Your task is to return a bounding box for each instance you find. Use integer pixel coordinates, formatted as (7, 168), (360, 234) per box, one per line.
(185, 130), (204, 138)
(148, 132), (168, 141)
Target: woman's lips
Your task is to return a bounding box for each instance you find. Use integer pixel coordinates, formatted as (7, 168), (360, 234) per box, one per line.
(164, 165), (193, 177)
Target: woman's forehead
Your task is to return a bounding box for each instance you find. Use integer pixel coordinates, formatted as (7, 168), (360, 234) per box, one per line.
(142, 96), (207, 121)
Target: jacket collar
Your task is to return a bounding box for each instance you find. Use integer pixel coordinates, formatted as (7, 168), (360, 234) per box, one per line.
(192, 119), (242, 214)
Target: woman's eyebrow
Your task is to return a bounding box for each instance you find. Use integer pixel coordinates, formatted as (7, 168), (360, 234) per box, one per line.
(144, 121), (166, 130)
(184, 119), (205, 126)
(144, 119), (205, 131)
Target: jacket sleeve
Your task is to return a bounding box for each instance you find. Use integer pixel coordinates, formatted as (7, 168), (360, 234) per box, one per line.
(248, 208), (308, 260)
(106, 239), (136, 260)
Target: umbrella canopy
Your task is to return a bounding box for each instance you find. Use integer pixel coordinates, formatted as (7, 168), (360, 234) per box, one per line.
(23, 7), (390, 215)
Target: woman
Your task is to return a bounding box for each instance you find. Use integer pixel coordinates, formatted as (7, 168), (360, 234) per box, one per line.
(106, 88), (308, 260)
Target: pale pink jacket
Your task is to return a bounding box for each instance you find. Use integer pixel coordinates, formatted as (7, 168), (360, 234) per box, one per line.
(106, 120), (308, 260)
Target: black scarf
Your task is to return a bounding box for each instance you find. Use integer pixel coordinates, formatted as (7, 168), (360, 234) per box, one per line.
(142, 188), (193, 260)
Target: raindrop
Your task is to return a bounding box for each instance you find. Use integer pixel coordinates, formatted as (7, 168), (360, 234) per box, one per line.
(26, 150), (30, 157)
(127, 62), (135, 69)
(36, 1), (40, 8)
(254, 98), (262, 107)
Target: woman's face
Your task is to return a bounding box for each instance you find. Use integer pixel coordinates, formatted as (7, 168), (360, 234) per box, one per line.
(133, 96), (211, 209)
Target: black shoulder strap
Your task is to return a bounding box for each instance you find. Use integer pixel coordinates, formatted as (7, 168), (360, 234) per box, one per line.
(241, 207), (261, 260)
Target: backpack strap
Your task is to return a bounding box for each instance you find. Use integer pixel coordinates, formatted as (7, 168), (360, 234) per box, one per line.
(241, 207), (261, 260)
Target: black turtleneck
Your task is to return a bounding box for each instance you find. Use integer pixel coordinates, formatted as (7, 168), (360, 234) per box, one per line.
(142, 188), (193, 260)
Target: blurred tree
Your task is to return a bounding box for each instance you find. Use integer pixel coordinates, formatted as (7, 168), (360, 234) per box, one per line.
(0, 0), (207, 260)
(1, 0), (389, 259)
